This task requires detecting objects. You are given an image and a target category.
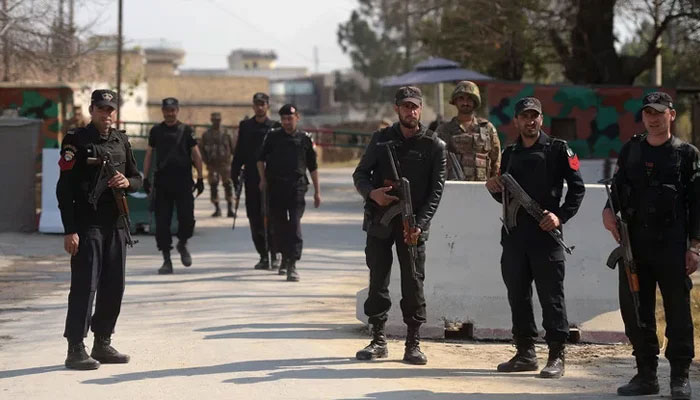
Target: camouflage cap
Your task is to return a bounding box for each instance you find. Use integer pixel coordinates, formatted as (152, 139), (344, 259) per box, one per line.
(642, 91), (673, 112)
(395, 86), (422, 106)
(90, 89), (118, 109)
(514, 97), (542, 116)
(450, 81), (481, 107)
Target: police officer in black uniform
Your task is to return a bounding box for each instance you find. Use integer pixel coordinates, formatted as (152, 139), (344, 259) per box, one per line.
(57, 89), (142, 370)
(231, 92), (282, 270)
(257, 104), (320, 282)
(602, 92), (698, 399)
(353, 86), (446, 365)
(486, 97), (585, 379)
(142, 97), (204, 274)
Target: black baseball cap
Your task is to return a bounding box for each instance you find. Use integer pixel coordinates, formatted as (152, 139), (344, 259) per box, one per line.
(514, 97), (542, 116)
(642, 91), (674, 112)
(253, 92), (269, 104)
(278, 104), (298, 116)
(395, 86), (422, 106)
(90, 89), (118, 109)
(162, 97), (179, 108)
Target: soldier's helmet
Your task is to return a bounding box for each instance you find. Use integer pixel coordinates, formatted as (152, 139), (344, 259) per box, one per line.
(450, 81), (481, 108)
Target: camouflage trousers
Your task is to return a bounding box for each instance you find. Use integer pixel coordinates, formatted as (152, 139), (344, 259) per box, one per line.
(206, 162), (233, 203)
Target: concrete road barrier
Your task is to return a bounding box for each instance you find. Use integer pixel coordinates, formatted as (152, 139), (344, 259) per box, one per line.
(357, 181), (627, 343)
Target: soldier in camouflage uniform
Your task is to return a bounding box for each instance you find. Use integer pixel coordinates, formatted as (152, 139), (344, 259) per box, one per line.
(201, 112), (235, 217)
(436, 81), (501, 181)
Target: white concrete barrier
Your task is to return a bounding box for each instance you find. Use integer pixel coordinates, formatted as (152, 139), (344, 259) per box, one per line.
(356, 181), (627, 343)
(39, 148), (63, 233)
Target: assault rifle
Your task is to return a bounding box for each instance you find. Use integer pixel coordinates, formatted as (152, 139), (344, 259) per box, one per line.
(500, 173), (574, 254)
(87, 151), (138, 247)
(376, 140), (418, 280)
(231, 168), (245, 230)
(447, 151), (466, 181)
(599, 178), (644, 328)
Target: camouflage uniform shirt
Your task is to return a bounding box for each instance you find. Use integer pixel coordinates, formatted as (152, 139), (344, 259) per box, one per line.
(436, 116), (501, 181)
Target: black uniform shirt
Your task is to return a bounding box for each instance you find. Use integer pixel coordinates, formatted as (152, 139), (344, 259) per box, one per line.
(609, 134), (700, 243)
(231, 117), (279, 183)
(258, 128), (317, 183)
(56, 123), (142, 234)
(496, 131), (585, 226)
(353, 123), (447, 233)
(148, 122), (196, 178)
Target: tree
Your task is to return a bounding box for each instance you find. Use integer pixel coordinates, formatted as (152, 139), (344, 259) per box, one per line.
(0, 0), (102, 82)
(544, 0), (700, 84)
(419, 0), (550, 81)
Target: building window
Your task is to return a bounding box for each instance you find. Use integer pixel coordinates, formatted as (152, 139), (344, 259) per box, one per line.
(550, 118), (576, 142)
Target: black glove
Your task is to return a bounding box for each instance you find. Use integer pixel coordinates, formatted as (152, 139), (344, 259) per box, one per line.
(194, 178), (204, 197)
(143, 177), (151, 195)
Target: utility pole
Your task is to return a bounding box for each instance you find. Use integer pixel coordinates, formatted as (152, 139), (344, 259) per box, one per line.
(313, 46), (319, 74)
(2, 0), (9, 81)
(652, 0), (662, 86)
(57, 0), (64, 81)
(116, 0), (123, 125)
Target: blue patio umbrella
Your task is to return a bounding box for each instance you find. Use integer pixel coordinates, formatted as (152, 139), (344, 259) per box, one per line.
(381, 57), (493, 115)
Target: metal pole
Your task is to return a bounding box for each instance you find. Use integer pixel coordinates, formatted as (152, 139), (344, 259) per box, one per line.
(2, 0), (8, 81)
(116, 0), (123, 126)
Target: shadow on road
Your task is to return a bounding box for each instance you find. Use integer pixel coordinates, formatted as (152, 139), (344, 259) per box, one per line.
(0, 365), (64, 379)
(337, 390), (614, 400)
(197, 322), (363, 340)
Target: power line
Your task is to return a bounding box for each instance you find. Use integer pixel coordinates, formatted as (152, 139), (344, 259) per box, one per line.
(203, 0), (315, 64)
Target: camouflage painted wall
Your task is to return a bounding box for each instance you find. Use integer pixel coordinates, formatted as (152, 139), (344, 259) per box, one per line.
(486, 82), (676, 158)
(0, 85), (73, 149)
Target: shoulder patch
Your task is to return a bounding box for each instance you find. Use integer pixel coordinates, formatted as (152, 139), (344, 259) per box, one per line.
(631, 133), (647, 141)
(565, 144), (580, 171)
(66, 129), (76, 135)
(59, 143), (78, 171)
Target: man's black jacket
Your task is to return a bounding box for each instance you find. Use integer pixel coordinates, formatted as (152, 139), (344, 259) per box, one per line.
(353, 122), (447, 238)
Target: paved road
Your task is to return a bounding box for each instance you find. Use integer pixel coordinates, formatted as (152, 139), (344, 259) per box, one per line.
(0, 168), (695, 399)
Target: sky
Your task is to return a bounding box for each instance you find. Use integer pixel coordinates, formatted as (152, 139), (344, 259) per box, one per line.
(76, 0), (357, 72)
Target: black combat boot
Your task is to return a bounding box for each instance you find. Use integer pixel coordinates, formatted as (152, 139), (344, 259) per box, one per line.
(286, 260), (300, 282)
(158, 251), (173, 275)
(91, 335), (130, 364)
(176, 240), (192, 267)
(670, 363), (691, 400)
(497, 337), (539, 372)
(226, 201), (234, 218)
(539, 341), (565, 379)
(271, 253), (281, 270)
(403, 325), (428, 365)
(617, 357), (659, 396)
(65, 341), (100, 370)
(211, 203), (221, 217)
(254, 254), (270, 270)
(356, 322), (388, 360)
(278, 258), (288, 275)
